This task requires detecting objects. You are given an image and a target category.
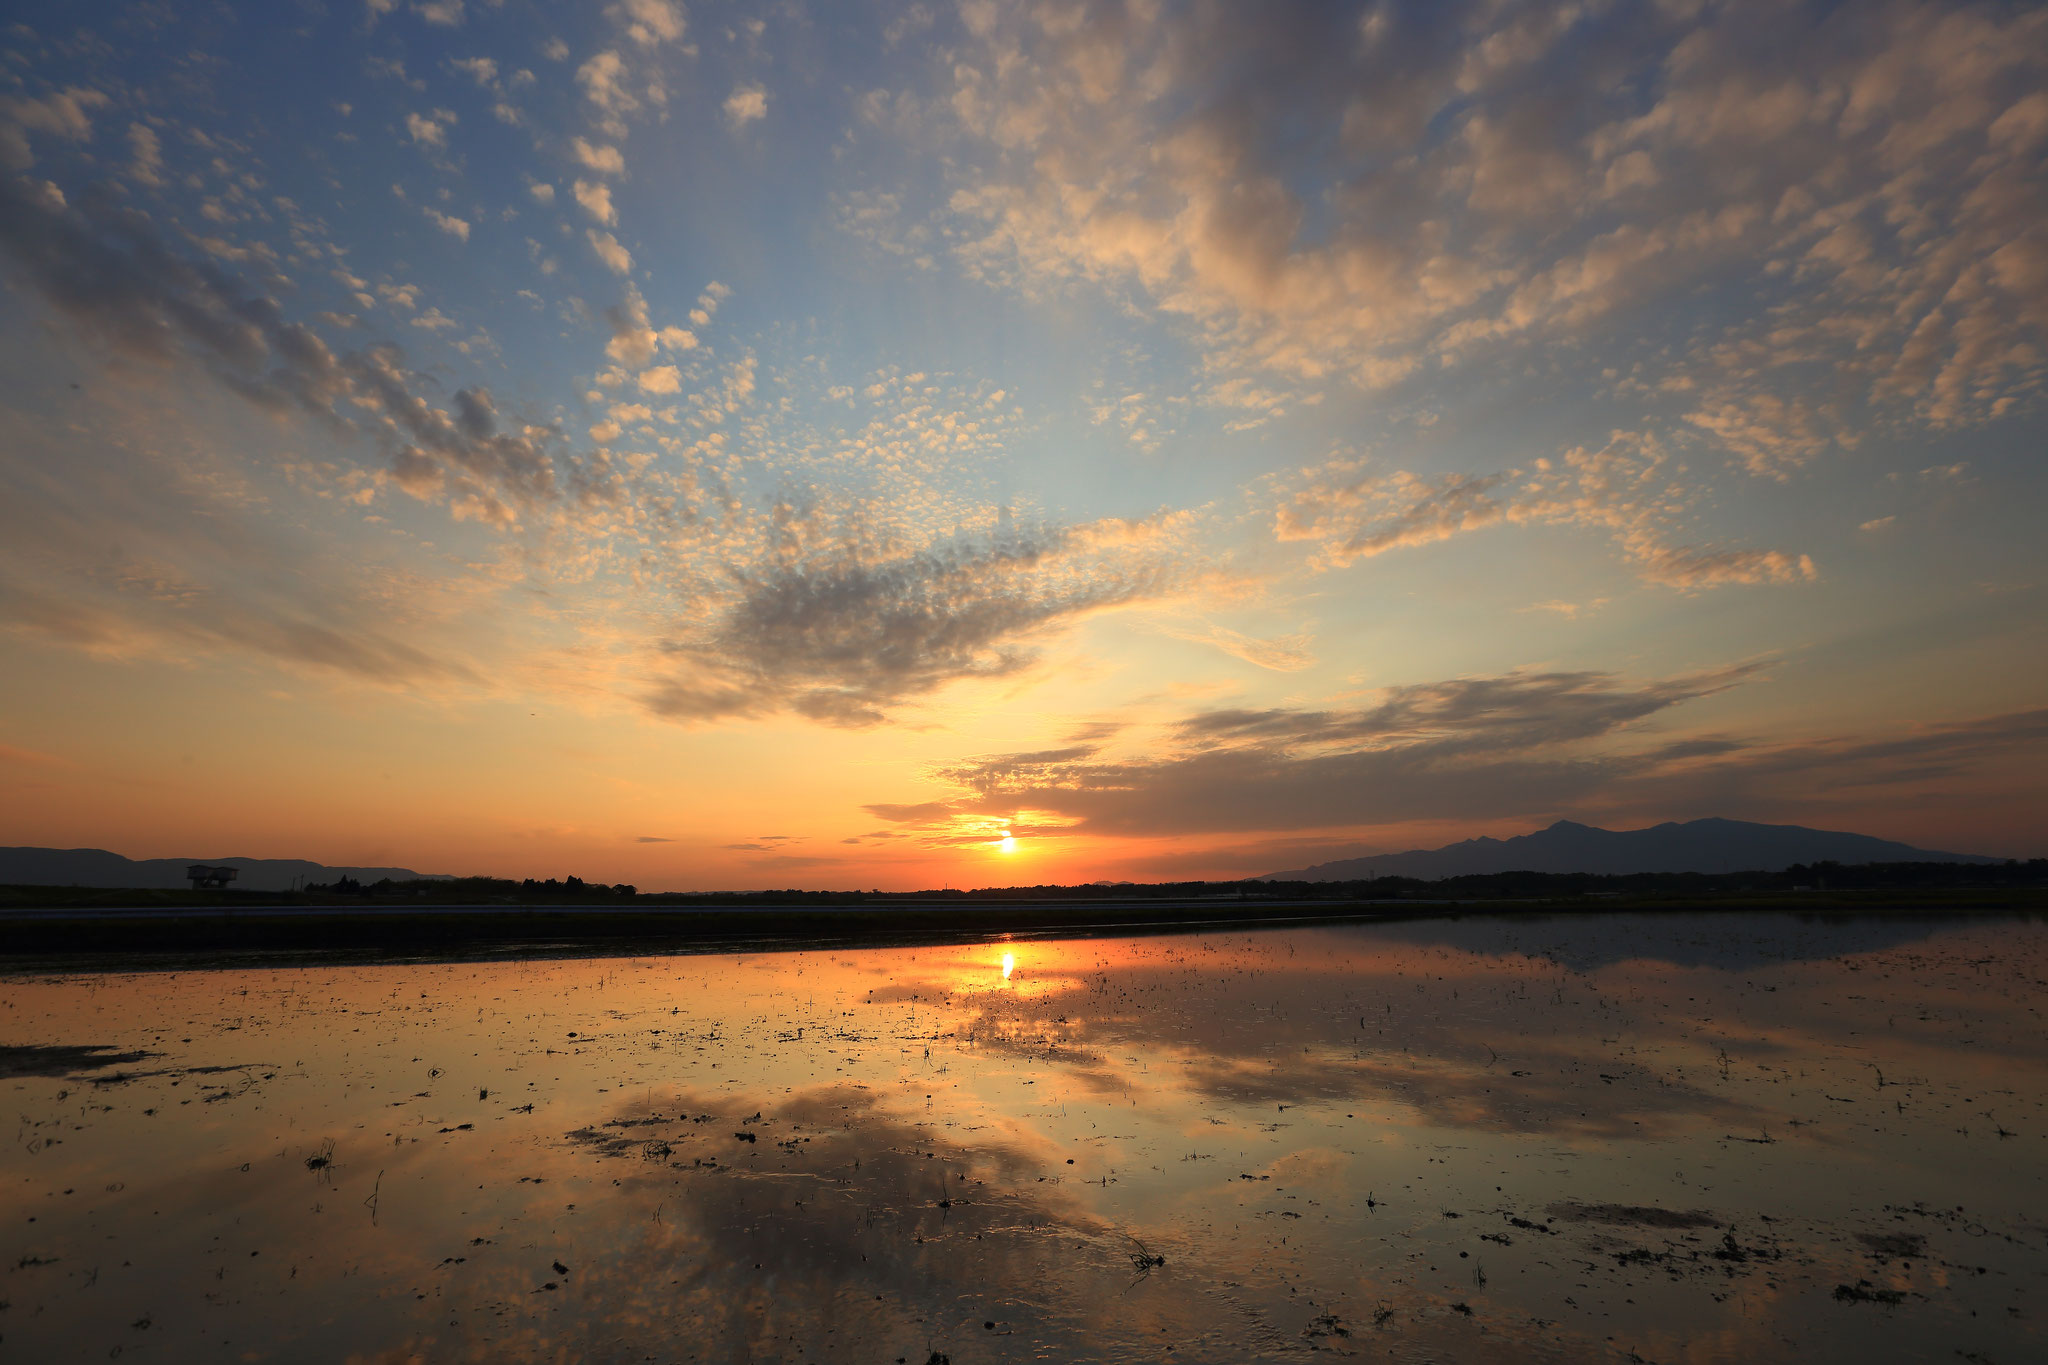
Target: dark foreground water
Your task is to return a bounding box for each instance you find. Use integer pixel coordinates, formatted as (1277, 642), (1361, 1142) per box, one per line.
(3, 913), (2045, 1363)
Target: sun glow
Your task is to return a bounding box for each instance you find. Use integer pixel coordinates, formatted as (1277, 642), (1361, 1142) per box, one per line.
(996, 834), (1018, 854)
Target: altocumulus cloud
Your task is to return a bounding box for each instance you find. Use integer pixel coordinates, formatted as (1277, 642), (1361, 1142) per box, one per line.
(644, 511), (1183, 727)
(870, 0), (2047, 462)
(0, 174), (561, 528)
(0, 169), (1194, 723)
(1271, 431), (1816, 588)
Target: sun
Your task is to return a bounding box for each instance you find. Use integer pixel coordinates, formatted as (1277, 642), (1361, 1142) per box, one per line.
(996, 834), (1019, 854)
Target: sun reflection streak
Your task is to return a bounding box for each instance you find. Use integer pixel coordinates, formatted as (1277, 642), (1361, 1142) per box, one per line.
(1001, 951), (1015, 981)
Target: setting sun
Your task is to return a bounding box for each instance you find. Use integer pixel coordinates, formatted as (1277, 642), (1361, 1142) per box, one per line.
(997, 835), (1019, 855)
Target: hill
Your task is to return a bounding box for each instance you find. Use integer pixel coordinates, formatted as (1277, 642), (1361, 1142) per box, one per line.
(0, 846), (450, 893)
(1259, 818), (2001, 882)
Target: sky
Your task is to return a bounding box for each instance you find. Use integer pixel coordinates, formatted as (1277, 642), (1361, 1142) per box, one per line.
(0, 0), (2043, 890)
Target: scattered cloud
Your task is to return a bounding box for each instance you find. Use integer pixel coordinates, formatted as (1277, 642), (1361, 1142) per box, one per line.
(867, 0), (2048, 455)
(1271, 433), (1815, 589)
(724, 84), (768, 129)
(405, 110), (454, 148)
(571, 137), (626, 176)
(423, 207), (470, 240)
(1155, 620), (1314, 672)
(617, 0), (685, 49)
(0, 176), (555, 525)
(125, 123), (162, 187)
(587, 228), (632, 274)
(0, 86), (110, 170)
(573, 179), (616, 225)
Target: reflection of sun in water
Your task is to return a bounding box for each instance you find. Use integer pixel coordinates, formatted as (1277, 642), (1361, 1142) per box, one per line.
(1001, 952), (1015, 981)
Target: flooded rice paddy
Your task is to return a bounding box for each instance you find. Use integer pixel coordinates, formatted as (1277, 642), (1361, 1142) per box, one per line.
(4, 912), (2046, 1363)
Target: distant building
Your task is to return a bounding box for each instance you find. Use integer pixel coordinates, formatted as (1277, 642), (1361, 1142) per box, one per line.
(186, 864), (239, 890)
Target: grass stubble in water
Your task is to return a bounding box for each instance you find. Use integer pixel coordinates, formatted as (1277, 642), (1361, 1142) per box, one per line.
(2, 912), (2044, 1362)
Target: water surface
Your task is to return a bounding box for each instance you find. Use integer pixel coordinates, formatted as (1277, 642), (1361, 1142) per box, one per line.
(4, 913), (2045, 1362)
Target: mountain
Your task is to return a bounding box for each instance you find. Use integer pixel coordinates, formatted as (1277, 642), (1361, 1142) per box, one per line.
(1258, 818), (2003, 882)
(0, 847), (450, 893)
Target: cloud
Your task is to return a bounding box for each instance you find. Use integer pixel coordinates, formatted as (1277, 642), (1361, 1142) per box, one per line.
(1280, 468), (1514, 561)
(577, 51), (638, 125)
(878, 677), (2048, 851)
(604, 283), (660, 365)
(861, 0), (2048, 457)
(423, 207), (470, 240)
(1437, 705), (2048, 856)
(0, 87), (110, 171)
(1518, 598), (1606, 618)
(0, 573), (480, 687)
(0, 148), (1198, 732)
(1272, 432), (1815, 589)
(863, 801), (958, 825)
(0, 175), (558, 524)
(126, 123), (162, 187)
(0, 402), (492, 690)
(571, 137), (626, 175)
(644, 512), (1180, 727)
(573, 179), (616, 225)
(0, 172), (1188, 732)
(587, 228), (632, 274)
(616, 0), (685, 48)
(881, 664), (1768, 838)
(724, 84), (768, 129)
(405, 110), (453, 148)
(1155, 620), (1313, 672)
(1682, 393), (1845, 480)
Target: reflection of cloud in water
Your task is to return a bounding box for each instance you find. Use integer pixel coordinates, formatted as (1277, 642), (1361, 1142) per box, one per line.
(1176, 1044), (1754, 1141)
(945, 929), (1779, 1138)
(537, 1083), (1339, 1362)
(3, 915), (2043, 1364)
(1371, 911), (1966, 972)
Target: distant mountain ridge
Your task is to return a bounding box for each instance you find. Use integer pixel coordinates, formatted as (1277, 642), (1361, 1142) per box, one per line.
(1259, 818), (2002, 882)
(0, 847), (450, 893)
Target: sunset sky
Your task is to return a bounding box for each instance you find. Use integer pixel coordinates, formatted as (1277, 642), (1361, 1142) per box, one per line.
(1, 0), (2043, 889)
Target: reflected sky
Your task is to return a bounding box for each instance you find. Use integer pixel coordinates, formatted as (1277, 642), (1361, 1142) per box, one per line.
(4, 914), (2045, 1363)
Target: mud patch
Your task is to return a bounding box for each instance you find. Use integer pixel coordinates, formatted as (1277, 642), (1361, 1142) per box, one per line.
(0, 1044), (157, 1078)
(1546, 1201), (1721, 1230)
